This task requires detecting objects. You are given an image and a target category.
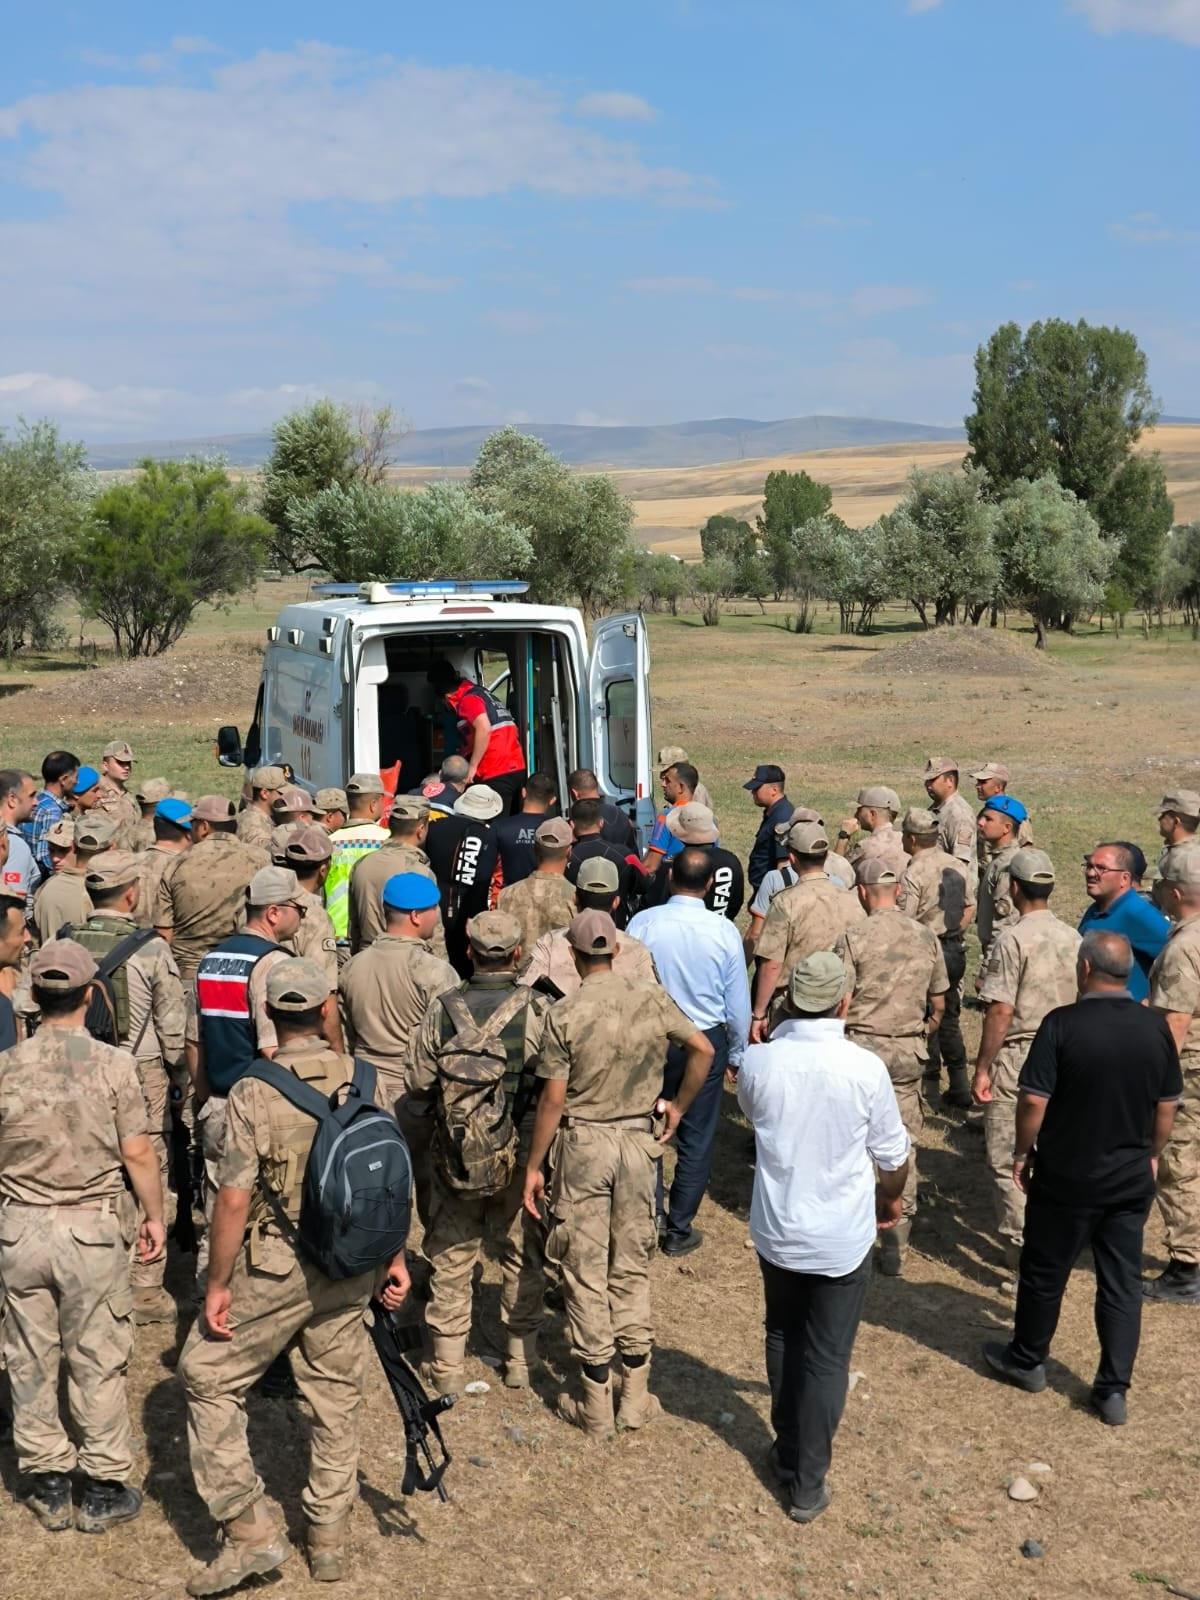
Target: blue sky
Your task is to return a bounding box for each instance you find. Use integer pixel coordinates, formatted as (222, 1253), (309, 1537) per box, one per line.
(0, 0), (1196, 440)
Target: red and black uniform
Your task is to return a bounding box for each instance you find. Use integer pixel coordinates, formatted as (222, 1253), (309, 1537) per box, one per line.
(447, 680), (526, 812)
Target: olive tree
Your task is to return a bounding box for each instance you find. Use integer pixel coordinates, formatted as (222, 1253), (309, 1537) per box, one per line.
(995, 477), (1115, 648)
(0, 421), (93, 660)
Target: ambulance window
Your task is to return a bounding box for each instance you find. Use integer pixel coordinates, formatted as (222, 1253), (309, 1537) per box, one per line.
(605, 680), (636, 791)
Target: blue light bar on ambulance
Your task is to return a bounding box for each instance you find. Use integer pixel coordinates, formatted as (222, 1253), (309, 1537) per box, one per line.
(311, 579), (530, 600)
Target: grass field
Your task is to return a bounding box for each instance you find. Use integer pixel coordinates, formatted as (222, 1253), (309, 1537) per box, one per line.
(2, 597), (1200, 1599)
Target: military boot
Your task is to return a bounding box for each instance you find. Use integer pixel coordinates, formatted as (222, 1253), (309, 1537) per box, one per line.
(557, 1372), (615, 1438)
(19, 1471), (73, 1532)
(616, 1359), (662, 1430)
(942, 1068), (973, 1109)
(877, 1219), (911, 1277)
(421, 1333), (466, 1397)
(186, 1498), (293, 1597)
(503, 1333), (539, 1390)
(133, 1286), (178, 1325)
(306, 1514), (349, 1582)
(76, 1478), (143, 1533)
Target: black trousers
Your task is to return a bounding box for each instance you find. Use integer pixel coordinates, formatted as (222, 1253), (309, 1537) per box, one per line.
(475, 768), (527, 815)
(655, 1025), (729, 1244)
(927, 936), (966, 1076)
(1009, 1187), (1152, 1395)
(759, 1249), (872, 1496)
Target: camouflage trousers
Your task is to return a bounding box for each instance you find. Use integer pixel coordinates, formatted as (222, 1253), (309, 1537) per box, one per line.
(179, 1239), (374, 1525)
(194, 1094), (228, 1293)
(131, 1057), (177, 1290)
(847, 1034), (926, 1222)
(927, 937), (967, 1077)
(983, 1041), (1028, 1259)
(0, 1199), (136, 1481)
(425, 1127), (546, 1341)
(545, 1121), (662, 1368)
(1156, 1062), (1200, 1267)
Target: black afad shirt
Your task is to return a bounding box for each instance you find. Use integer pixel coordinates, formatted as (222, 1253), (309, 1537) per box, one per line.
(1019, 994), (1182, 1205)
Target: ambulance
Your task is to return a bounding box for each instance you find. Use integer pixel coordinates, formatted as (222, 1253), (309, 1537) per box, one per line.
(216, 580), (656, 842)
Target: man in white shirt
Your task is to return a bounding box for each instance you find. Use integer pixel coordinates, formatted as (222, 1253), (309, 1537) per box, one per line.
(627, 846), (751, 1257)
(738, 952), (909, 1524)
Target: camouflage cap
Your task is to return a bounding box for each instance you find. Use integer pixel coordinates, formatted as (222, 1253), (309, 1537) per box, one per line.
(575, 856), (619, 894)
(970, 761), (1010, 784)
(102, 740), (135, 763)
(455, 785), (503, 821)
(1161, 851), (1200, 887)
(389, 795), (430, 824)
(31, 938), (98, 990)
(467, 909), (522, 955)
(788, 950), (848, 1013)
(84, 849), (141, 892)
(857, 858), (899, 887)
(665, 802), (718, 845)
(272, 784), (314, 816)
(74, 815), (119, 853)
(266, 956), (333, 1011)
(657, 745), (690, 772)
(1158, 789), (1200, 820)
(775, 805), (823, 841)
(46, 817), (75, 849)
(285, 825), (333, 866)
(1011, 847), (1055, 886)
(857, 786), (901, 814)
(346, 771), (385, 797)
(314, 787), (348, 813)
(134, 776), (172, 805)
(566, 909), (618, 956)
(250, 765), (287, 791)
(923, 756), (958, 779)
(269, 823), (300, 860)
(535, 816), (575, 849)
(901, 807), (939, 837)
(786, 818), (829, 854)
(247, 865), (302, 907)
(193, 794), (237, 823)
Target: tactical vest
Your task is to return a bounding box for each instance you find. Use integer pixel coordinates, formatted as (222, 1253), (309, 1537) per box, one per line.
(69, 914), (141, 1040)
(195, 932), (278, 1096)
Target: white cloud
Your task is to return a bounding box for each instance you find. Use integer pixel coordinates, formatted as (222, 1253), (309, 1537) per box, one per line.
(1109, 211), (1198, 242)
(394, 273), (461, 292)
(453, 376), (492, 396)
(575, 90), (658, 122)
(624, 276), (717, 293)
(0, 371), (181, 433)
(1070, 0), (1200, 45)
(732, 286), (835, 308)
(848, 283), (930, 316)
(484, 309), (553, 335)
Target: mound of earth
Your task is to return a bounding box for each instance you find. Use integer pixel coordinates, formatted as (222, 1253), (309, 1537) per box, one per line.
(6, 636), (264, 724)
(859, 625), (1055, 678)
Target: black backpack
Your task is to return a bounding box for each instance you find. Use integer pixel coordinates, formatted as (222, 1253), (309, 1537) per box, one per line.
(243, 1056), (413, 1281)
(56, 926), (157, 1046)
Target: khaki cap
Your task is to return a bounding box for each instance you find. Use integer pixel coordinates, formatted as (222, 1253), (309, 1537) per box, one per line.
(857, 786), (901, 814)
(251, 764), (287, 791)
(1161, 851), (1200, 887)
(923, 756), (958, 779)
(135, 776), (172, 805)
(970, 761), (1010, 784)
(103, 740), (135, 763)
(247, 865), (302, 907)
(786, 818), (829, 854)
(466, 909), (522, 956)
(657, 745), (690, 772)
(1158, 790), (1200, 820)
(266, 956), (333, 1011)
(455, 785), (504, 822)
(46, 817), (75, 849)
(74, 815), (119, 853)
(31, 938), (98, 990)
(314, 787), (348, 812)
(575, 857), (619, 894)
(84, 850), (141, 892)
(193, 794), (236, 823)
(1011, 847), (1055, 885)
(272, 784), (314, 816)
(788, 951), (848, 1013)
(566, 909), (618, 955)
(285, 825), (333, 866)
(901, 807), (939, 836)
(857, 859), (899, 887)
(269, 823), (300, 859)
(389, 796), (431, 823)
(666, 802), (718, 846)
(775, 805), (823, 841)
(346, 771), (385, 797)
(536, 817), (575, 849)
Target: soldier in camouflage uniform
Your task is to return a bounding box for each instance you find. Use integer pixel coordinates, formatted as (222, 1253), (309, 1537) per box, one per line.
(130, 777), (172, 852)
(0, 940), (164, 1534)
(274, 826), (339, 985)
(347, 795), (437, 953)
(520, 857), (658, 998)
(972, 849), (1080, 1271)
(899, 807), (977, 1107)
(1152, 789), (1200, 912)
(522, 911), (713, 1435)
(837, 860), (948, 1274)
(154, 796), (268, 982)
(93, 740), (142, 849)
(976, 794), (1027, 976)
(134, 798), (191, 926)
(235, 765), (286, 853)
(923, 757), (978, 876)
(270, 784), (316, 832)
(497, 816), (578, 961)
(314, 787), (348, 834)
(31, 813), (117, 944)
(1145, 851), (1200, 1303)
(178, 958), (411, 1594)
(408, 910), (551, 1394)
(833, 786), (909, 877)
(750, 819), (865, 1041)
(971, 762), (1035, 853)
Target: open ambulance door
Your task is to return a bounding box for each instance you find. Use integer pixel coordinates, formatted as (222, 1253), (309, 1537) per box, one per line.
(588, 613), (655, 846)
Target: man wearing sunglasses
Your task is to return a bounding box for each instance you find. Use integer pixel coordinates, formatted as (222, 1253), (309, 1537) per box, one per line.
(1079, 843), (1170, 1002)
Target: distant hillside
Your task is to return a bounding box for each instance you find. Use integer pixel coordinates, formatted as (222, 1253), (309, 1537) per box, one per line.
(85, 414), (965, 472)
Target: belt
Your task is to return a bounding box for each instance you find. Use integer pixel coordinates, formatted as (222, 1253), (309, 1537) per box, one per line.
(1, 1194), (119, 1211)
(561, 1114), (656, 1132)
(847, 1028), (926, 1042)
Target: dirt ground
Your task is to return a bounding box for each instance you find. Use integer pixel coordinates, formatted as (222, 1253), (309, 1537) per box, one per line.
(2, 605), (1200, 1599)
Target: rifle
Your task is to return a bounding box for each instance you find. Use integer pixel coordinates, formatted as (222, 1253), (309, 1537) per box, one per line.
(367, 1303), (455, 1501)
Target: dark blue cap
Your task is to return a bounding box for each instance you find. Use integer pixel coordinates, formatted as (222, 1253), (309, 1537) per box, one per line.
(982, 793), (1028, 824)
(74, 765), (100, 793)
(743, 763), (785, 791)
(381, 872), (441, 912)
(155, 797), (192, 830)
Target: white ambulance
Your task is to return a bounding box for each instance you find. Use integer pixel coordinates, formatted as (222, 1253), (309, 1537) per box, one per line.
(217, 580), (656, 841)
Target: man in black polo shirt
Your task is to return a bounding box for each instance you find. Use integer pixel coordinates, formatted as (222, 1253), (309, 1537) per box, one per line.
(745, 764), (793, 894)
(567, 769), (637, 852)
(566, 799), (637, 926)
(493, 772), (559, 888)
(983, 930), (1181, 1426)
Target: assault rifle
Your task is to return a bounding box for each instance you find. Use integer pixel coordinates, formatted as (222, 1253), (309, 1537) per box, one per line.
(367, 1304), (454, 1501)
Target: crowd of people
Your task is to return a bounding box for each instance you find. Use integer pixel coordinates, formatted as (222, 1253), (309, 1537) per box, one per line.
(0, 721), (1197, 1586)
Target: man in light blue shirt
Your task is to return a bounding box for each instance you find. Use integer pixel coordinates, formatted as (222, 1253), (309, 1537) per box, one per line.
(1079, 841), (1170, 1002)
(627, 846), (751, 1256)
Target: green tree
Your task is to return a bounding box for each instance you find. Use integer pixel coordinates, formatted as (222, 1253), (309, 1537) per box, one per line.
(1094, 453), (1174, 602)
(76, 458), (268, 657)
(965, 319), (1158, 501)
(286, 480), (531, 586)
(0, 421), (93, 660)
(757, 469), (833, 596)
(884, 466), (1000, 626)
(699, 513), (756, 565)
(995, 477), (1115, 648)
(691, 557), (735, 626)
(633, 550), (687, 614)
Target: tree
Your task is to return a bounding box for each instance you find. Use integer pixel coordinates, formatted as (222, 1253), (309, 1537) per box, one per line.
(1168, 521), (1200, 626)
(260, 398), (400, 573)
(994, 477), (1115, 648)
(0, 421), (93, 660)
(699, 513), (755, 565)
(735, 551), (772, 613)
(691, 558), (735, 626)
(884, 466), (1001, 626)
(1094, 453), (1174, 602)
(286, 480), (532, 586)
(792, 514), (890, 634)
(76, 459), (268, 657)
(965, 319), (1158, 501)
(633, 550), (687, 614)
(757, 469), (832, 596)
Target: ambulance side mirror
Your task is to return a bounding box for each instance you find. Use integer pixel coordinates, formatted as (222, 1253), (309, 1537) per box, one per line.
(215, 725), (243, 767)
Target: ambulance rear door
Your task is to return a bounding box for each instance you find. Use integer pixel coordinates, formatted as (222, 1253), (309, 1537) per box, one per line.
(587, 613), (654, 844)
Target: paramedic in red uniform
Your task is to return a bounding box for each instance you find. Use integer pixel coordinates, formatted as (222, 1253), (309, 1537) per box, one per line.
(428, 660), (528, 815)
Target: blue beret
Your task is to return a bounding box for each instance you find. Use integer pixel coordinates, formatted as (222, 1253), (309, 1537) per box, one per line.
(982, 793), (1028, 824)
(155, 797), (192, 830)
(74, 765), (100, 794)
(381, 872), (440, 912)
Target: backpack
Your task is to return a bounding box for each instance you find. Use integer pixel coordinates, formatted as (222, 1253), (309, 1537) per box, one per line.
(431, 988), (531, 1196)
(243, 1056), (413, 1281)
(59, 925), (157, 1046)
